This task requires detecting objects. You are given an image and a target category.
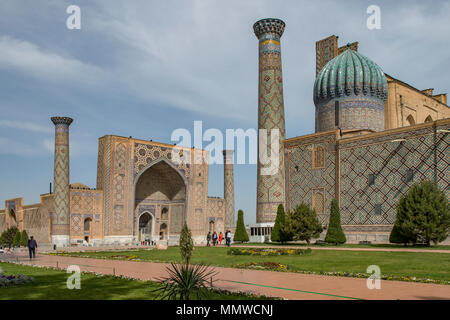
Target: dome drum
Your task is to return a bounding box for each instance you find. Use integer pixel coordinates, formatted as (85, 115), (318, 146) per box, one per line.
(314, 47), (388, 134)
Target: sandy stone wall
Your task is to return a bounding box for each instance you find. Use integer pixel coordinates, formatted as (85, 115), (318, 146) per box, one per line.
(385, 75), (449, 130)
(22, 204), (51, 244)
(69, 188), (104, 243)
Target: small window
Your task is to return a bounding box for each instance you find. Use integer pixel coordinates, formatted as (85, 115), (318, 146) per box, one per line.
(84, 218), (92, 232)
(312, 146), (325, 169)
(406, 169), (414, 183)
(374, 204), (382, 216)
(312, 191), (325, 215)
(368, 174), (376, 186)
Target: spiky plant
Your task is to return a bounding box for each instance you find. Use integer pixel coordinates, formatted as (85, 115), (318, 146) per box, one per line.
(153, 263), (217, 300)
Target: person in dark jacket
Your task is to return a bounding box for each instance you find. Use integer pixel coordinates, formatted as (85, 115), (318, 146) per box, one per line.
(206, 232), (211, 246)
(27, 236), (38, 259)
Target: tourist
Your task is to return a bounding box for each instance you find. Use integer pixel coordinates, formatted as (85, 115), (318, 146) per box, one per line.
(206, 232), (211, 246)
(27, 236), (38, 260)
(225, 230), (231, 247)
(218, 232), (223, 245)
(212, 232), (218, 246)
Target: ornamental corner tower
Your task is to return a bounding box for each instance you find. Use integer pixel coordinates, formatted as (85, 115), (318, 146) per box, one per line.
(51, 116), (73, 247)
(254, 18), (286, 223)
(223, 150), (235, 229)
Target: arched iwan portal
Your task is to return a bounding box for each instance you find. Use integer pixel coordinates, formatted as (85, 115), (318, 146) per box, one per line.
(135, 160), (186, 241)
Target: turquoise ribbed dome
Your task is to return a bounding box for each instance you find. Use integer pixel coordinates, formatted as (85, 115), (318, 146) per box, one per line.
(313, 47), (388, 106)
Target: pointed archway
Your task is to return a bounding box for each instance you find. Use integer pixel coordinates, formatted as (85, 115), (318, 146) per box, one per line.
(134, 159), (187, 242)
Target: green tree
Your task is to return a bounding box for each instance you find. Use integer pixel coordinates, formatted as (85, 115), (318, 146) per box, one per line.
(389, 224), (408, 245)
(233, 210), (249, 243)
(395, 180), (449, 246)
(324, 199), (346, 244)
(179, 223), (194, 265)
(271, 204), (287, 243)
(20, 230), (29, 247)
(13, 230), (21, 247)
(282, 203), (323, 245)
(0, 226), (19, 247)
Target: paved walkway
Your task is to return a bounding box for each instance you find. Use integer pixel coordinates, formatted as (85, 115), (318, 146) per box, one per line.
(1, 252), (449, 300)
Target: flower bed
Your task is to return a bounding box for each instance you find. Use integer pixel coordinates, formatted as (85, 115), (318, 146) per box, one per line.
(227, 248), (312, 256)
(294, 270), (450, 285)
(0, 274), (34, 287)
(233, 262), (289, 272)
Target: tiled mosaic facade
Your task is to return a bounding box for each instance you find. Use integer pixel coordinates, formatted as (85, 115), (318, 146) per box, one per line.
(338, 120), (450, 232)
(254, 18), (286, 223)
(283, 119), (450, 241)
(317, 97), (385, 133)
(223, 150), (235, 229)
(285, 132), (338, 224)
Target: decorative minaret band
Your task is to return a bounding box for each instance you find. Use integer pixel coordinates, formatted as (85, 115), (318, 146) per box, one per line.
(51, 116), (73, 247)
(254, 18), (286, 223)
(223, 150), (235, 229)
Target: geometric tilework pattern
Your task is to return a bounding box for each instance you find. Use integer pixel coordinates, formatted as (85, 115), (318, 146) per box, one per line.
(255, 20), (286, 223)
(134, 143), (191, 180)
(223, 150), (235, 229)
(339, 124), (450, 226)
(51, 118), (72, 236)
(285, 133), (337, 224)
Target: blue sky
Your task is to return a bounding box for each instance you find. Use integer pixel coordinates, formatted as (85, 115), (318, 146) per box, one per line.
(0, 0), (449, 224)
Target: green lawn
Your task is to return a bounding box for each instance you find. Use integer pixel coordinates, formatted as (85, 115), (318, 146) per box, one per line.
(0, 262), (270, 300)
(53, 246), (450, 282)
(232, 242), (450, 250)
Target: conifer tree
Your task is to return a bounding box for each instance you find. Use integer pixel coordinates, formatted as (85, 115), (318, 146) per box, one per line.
(271, 204), (287, 243)
(324, 199), (346, 244)
(20, 230), (29, 247)
(282, 203), (322, 245)
(395, 180), (449, 246)
(13, 231), (21, 247)
(389, 224), (408, 245)
(233, 210), (249, 243)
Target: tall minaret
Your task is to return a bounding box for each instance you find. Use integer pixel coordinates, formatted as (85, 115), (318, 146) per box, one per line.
(51, 116), (73, 247)
(223, 150), (235, 229)
(253, 18), (286, 223)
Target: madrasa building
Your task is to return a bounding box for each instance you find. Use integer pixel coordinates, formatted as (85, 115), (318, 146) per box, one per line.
(1, 18), (449, 246)
(250, 18), (449, 243)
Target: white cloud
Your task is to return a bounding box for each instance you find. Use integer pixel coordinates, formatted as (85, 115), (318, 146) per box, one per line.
(0, 35), (105, 86)
(0, 120), (52, 133)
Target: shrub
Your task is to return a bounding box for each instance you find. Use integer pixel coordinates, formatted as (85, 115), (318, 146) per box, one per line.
(389, 224), (408, 245)
(153, 263), (217, 300)
(271, 204), (288, 243)
(395, 180), (449, 245)
(0, 226), (19, 248)
(179, 223), (194, 265)
(13, 231), (22, 247)
(20, 230), (29, 247)
(325, 199), (346, 244)
(282, 203), (322, 245)
(233, 210), (249, 243)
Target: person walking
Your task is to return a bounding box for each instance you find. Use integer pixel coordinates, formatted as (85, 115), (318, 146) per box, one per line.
(27, 236), (38, 260)
(206, 232), (211, 246)
(212, 232), (218, 246)
(218, 232), (223, 245)
(225, 230), (231, 247)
